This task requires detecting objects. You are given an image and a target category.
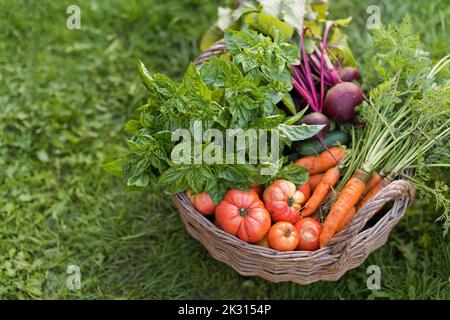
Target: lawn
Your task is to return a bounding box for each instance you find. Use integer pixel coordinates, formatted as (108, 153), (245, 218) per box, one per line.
(0, 0), (449, 299)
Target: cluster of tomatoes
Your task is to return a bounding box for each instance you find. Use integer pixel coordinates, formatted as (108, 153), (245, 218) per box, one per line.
(186, 179), (323, 252)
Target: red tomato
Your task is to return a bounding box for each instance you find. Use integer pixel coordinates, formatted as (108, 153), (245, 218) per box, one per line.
(268, 222), (299, 251)
(215, 190), (271, 243)
(263, 179), (304, 224)
(294, 218), (322, 251)
(249, 185), (264, 197)
(297, 182), (311, 203)
(185, 190), (216, 216)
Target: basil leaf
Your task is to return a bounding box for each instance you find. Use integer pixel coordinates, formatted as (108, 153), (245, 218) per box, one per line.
(276, 164), (309, 185)
(279, 123), (324, 141)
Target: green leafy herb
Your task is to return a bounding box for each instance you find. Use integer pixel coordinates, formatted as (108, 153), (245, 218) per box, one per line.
(113, 29), (320, 203)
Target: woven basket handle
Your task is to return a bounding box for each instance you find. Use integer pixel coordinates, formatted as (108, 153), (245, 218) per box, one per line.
(194, 40), (227, 66)
(329, 179), (416, 255)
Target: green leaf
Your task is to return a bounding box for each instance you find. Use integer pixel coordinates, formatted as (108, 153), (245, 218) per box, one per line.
(330, 28), (357, 67)
(187, 171), (205, 194)
(334, 16), (353, 27)
(182, 63), (211, 100)
(207, 181), (228, 204)
(217, 166), (247, 183)
(231, 1), (259, 21)
(260, 0), (282, 18)
(124, 120), (141, 134)
(276, 164), (309, 185)
(158, 166), (188, 193)
(281, 93), (297, 115)
(249, 115), (286, 129)
(278, 124), (324, 141)
(281, 0), (307, 32)
(201, 56), (237, 87)
(217, 7), (234, 31)
(137, 60), (154, 91)
(127, 174), (150, 188)
(283, 108), (308, 125)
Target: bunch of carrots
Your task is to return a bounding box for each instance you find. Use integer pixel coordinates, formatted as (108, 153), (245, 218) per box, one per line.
(294, 146), (357, 248)
(294, 59), (450, 247)
(294, 143), (410, 248)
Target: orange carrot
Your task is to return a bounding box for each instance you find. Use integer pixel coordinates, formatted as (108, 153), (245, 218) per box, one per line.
(295, 155), (315, 172)
(336, 207), (356, 233)
(320, 169), (370, 248)
(309, 173), (324, 192)
(356, 178), (390, 210)
(364, 172), (382, 196)
(295, 146), (346, 175)
(301, 167), (340, 217)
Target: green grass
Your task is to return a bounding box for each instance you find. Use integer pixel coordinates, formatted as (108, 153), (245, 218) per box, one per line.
(0, 0), (449, 299)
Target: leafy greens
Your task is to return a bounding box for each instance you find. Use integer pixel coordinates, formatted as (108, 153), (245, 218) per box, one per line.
(107, 29), (324, 203)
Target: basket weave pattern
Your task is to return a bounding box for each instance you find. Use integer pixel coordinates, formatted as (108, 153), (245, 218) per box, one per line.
(170, 42), (416, 284)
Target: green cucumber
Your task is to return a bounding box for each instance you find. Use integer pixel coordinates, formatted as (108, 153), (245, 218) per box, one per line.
(296, 131), (350, 156)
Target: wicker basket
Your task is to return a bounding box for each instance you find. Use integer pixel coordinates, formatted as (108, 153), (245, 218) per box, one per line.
(171, 41), (416, 285)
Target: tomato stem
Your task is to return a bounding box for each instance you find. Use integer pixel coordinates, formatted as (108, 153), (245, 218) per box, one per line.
(285, 229), (292, 238)
(239, 208), (248, 217)
(287, 197), (295, 207)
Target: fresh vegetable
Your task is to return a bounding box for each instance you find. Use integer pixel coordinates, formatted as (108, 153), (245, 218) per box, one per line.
(301, 166), (340, 217)
(335, 206), (356, 233)
(298, 112), (330, 140)
(320, 169), (370, 247)
(295, 130), (350, 157)
(338, 67), (361, 82)
(292, 22), (342, 113)
(294, 218), (322, 251)
(333, 17), (450, 235)
(308, 173), (324, 192)
(364, 172), (382, 195)
(109, 28), (326, 204)
(356, 178), (389, 210)
(268, 222), (299, 251)
(244, 12), (294, 41)
(185, 190), (217, 216)
(323, 82), (364, 123)
(295, 146), (346, 175)
(291, 18), (364, 124)
(297, 182), (311, 203)
(263, 179), (304, 224)
(215, 189), (271, 243)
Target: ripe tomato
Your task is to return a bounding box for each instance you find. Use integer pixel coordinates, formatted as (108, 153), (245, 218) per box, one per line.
(297, 181), (311, 203)
(215, 189), (271, 243)
(268, 222), (299, 251)
(249, 185), (264, 197)
(263, 179), (304, 224)
(294, 218), (322, 251)
(185, 190), (216, 216)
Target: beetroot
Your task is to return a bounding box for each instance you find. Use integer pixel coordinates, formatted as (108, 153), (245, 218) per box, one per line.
(298, 112), (330, 140)
(338, 67), (361, 82)
(324, 82), (363, 123)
